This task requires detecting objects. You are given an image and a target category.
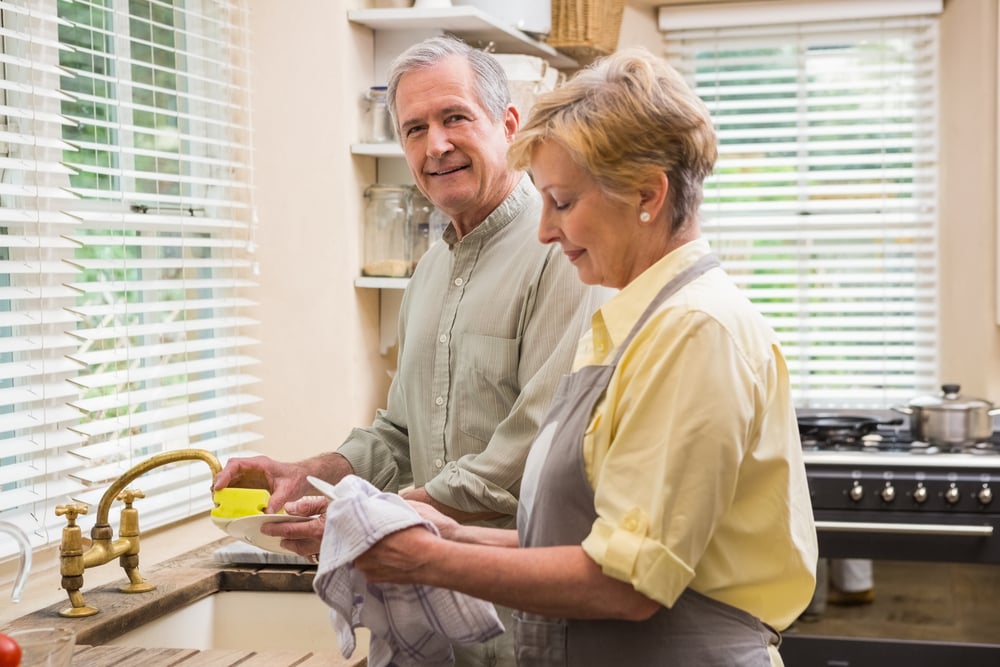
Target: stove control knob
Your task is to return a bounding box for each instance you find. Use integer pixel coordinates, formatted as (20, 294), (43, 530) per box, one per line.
(913, 484), (928, 504)
(944, 484), (961, 506)
(880, 483), (896, 503)
(849, 482), (864, 502)
(978, 485), (993, 506)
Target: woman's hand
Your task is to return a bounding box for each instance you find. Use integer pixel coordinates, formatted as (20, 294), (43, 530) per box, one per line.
(353, 526), (439, 584)
(406, 499), (461, 541)
(405, 497), (520, 548)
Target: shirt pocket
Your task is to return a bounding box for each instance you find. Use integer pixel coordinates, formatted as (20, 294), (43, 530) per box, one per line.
(454, 332), (519, 444)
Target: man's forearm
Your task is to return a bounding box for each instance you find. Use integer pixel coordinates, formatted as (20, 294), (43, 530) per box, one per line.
(304, 452), (355, 485)
(401, 486), (506, 525)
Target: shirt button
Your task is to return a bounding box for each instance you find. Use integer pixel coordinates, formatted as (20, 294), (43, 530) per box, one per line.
(454, 277), (464, 286)
(435, 396), (444, 406)
(434, 458), (444, 469)
(624, 517), (639, 531)
(438, 334), (448, 344)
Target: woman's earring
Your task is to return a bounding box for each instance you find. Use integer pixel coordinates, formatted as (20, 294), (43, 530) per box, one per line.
(639, 211), (651, 223)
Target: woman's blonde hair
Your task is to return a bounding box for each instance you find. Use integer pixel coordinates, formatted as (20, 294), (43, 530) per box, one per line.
(508, 47), (717, 233)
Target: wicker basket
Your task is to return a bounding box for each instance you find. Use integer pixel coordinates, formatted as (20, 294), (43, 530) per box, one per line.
(547, 0), (626, 65)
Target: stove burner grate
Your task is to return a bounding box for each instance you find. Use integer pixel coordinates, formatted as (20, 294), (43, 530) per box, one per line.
(797, 414), (1000, 455)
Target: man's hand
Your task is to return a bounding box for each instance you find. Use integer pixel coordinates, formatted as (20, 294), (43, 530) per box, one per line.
(260, 495), (328, 559)
(214, 453), (353, 514)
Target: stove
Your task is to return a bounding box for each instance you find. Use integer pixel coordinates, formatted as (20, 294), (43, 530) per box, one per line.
(782, 413), (1000, 666)
(800, 417), (1000, 564)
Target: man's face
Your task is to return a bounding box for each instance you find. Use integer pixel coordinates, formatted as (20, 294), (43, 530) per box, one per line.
(394, 56), (518, 232)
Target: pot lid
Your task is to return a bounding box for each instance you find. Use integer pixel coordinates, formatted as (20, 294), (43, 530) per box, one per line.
(908, 384), (994, 410)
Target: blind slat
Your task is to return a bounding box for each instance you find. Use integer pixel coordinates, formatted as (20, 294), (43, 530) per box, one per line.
(69, 355), (259, 391)
(69, 396), (261, 442)
(71, 410), (260, 460)
(67, 335), (259, 366)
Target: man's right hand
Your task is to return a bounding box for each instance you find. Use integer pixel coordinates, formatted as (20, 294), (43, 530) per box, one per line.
(213, 454), (347, 514)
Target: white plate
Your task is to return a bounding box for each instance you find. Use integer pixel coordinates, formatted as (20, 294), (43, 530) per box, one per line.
(215, 514), (313, 555)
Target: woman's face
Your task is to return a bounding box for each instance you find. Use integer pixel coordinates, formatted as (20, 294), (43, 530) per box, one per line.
(530, 141), (647, 289)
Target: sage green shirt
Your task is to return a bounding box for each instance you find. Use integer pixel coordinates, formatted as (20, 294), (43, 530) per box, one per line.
(338, 175), (596, 525)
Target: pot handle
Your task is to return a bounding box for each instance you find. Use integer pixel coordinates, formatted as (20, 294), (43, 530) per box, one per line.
(890, 405), (913, 415)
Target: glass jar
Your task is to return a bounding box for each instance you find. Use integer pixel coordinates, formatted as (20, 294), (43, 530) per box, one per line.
(363, 184), (411, 277)
(363, 86), (395, 144)
(407, 187), (435, 271)
(428, 208), (449, 247)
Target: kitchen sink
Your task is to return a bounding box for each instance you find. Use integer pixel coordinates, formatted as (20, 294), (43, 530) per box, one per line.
(108, 590), (370, 656)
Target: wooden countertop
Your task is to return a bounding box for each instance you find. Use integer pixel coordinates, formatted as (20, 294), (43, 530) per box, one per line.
(68, 645), (358, 666)
(0, 538), (366, 667)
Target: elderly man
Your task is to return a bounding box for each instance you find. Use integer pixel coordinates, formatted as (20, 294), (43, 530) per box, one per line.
(214, 36), (595, 666)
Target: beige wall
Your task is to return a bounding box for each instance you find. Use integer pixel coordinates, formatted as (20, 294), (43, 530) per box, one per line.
(248, 0), (392, 462)
(937, 0), (1000, 397)
(247, 0), (1000, 462)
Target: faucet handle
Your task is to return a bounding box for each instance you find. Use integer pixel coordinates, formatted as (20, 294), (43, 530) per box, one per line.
(117, 488), (145, 507)
(55, 503), (89, 526)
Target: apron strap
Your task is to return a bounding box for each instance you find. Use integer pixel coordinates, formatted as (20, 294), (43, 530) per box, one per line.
(609, 252), (721, 367)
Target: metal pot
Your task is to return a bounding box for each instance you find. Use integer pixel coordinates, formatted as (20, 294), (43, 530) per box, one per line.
(891, 384), (1000, 445)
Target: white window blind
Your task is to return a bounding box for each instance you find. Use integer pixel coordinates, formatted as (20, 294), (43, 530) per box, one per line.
(0, 0), (259, 560)
(663, 13), (940, 409)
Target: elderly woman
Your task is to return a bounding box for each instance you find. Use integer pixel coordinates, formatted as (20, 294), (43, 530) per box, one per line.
(353, 47), (817, 667)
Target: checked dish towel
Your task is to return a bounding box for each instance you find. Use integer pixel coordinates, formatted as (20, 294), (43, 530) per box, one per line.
(311, 475), (505, 667)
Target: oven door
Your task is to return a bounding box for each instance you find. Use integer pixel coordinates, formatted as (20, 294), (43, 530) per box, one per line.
(780, 511), (1000, 666)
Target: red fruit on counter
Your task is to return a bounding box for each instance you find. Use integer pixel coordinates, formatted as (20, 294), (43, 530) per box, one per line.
(0, 633), (21, 667)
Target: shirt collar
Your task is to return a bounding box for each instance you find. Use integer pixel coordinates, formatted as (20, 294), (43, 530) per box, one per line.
(442, 173), (535, 247)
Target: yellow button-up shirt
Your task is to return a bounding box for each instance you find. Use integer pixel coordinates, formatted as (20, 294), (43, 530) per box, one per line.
(578, 238), (817, 632)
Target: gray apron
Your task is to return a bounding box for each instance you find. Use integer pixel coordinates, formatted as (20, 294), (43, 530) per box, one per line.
(514, 253), (780, 667)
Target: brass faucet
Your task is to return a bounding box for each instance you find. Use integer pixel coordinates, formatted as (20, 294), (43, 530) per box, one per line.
(55, 448), (221, 617)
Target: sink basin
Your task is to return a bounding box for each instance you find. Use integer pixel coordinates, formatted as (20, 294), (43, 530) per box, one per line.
(108, 590), (370, 656)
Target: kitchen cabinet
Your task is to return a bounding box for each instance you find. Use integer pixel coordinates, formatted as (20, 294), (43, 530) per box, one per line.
(347, 5), (576, 354)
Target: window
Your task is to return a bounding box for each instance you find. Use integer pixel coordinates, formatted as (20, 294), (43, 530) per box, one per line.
(0, 0), (257, 559)
(661, 2), (940, 408)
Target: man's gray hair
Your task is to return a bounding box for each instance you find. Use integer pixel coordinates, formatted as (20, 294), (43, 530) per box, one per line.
(385, 36), (511, 132)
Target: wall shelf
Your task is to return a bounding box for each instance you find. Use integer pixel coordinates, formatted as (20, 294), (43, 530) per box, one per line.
(355, 276), (409, 289)
(351, 143), (404, 158)
(348, 7), (576, 70)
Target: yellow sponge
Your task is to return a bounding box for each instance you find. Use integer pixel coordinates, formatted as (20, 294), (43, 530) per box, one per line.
(211, 487), (271, 520)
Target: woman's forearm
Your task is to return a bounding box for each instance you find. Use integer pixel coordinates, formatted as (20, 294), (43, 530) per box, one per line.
(355, 529), (660, 620)
(450, 523), (520, 547)
(428, 541), (659, 619)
